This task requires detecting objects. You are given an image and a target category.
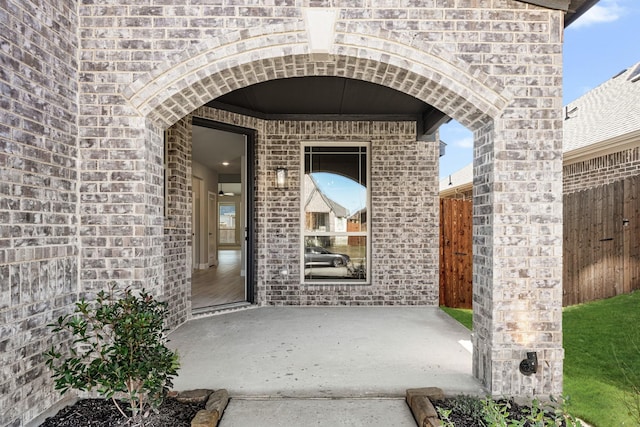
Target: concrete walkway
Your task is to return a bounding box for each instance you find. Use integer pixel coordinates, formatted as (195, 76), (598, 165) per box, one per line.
(167, 306), (485, 425)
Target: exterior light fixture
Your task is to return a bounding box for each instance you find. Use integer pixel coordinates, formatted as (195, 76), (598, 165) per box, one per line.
(519, 351), (538, 376)
(623, 218), (630, 227)
(276, 167), (288, 189)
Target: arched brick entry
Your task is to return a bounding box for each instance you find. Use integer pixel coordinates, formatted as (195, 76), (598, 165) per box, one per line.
(126, 18), (563, 398)
(124, 24), (509, 129)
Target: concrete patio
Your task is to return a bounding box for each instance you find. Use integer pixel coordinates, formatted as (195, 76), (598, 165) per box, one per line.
(167, 306), (484, 426)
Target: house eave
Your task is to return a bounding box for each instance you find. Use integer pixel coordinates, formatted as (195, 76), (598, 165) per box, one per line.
(439, 183), (473, 199)
(563, 129), (640, 166)
(516, 0), (571, 11)
(516, 0), (601, 28)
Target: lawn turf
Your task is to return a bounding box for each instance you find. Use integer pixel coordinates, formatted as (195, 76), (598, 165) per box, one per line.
(441, 292), (640, 426)
(563, 291), (640, 426)
(440, 306), (472, 330)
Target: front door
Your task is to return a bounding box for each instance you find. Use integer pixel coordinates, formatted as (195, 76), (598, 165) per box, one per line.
(191, 118), (255, 310)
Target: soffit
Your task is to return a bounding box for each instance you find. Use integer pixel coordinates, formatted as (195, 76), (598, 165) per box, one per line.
(516, 0), (600, 27)
(208, 76), (442, 127)
(208, 76), (450, 141)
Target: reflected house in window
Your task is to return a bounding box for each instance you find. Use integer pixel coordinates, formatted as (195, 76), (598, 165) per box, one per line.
(303, 174), (348, 247)
(348, 208), (367, 246)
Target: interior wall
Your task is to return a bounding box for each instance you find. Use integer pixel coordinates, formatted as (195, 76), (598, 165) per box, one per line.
(193, 161), (218, 268)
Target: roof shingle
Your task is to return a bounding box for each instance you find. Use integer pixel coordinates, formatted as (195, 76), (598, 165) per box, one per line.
(563, 62), (640, 154)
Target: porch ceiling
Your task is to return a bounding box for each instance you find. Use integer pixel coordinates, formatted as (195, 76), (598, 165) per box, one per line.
(206, 76), (450, 141)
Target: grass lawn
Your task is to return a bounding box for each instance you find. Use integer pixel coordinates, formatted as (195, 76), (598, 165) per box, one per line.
(440, 292), (640, 426)
(563, 291), (640, 426)
(440, 306), (472, 330)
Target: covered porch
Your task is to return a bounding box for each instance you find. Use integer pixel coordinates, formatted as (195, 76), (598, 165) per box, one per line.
(168, 306), (482, 397)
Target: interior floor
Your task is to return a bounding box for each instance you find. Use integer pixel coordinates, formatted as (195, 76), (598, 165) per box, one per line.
(192, 249), (245, 310)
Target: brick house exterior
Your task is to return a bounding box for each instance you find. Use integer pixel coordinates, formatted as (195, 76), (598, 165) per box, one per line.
(563, 62), (640, 192)
(1, 1), (595, 425)
(441, 62), (640, 306)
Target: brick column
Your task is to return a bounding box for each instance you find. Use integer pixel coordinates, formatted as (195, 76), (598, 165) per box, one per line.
(78, 117), (164, 298)
(164, 116), (193, 327)
(472, 111), (564, 396)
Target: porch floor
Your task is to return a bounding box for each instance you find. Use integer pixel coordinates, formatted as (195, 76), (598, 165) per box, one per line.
(168, 306), (484, 398)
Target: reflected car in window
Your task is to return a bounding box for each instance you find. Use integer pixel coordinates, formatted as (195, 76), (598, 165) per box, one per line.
(304, 246), (350, 267)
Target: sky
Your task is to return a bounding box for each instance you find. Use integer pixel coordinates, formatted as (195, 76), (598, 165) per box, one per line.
(438, 0), (640, 179)
(312, 172), (366, 214)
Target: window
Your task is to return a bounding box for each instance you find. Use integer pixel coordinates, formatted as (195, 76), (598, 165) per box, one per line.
(218, 203), (237, 245)
(302, 143), (369, 283)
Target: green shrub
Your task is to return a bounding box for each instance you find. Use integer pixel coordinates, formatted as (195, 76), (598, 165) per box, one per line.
(436, 395), (583, 427)
(45, 285), (180, 425)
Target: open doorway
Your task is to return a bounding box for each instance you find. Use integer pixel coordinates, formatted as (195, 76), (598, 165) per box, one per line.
(190, 118), (255, 311)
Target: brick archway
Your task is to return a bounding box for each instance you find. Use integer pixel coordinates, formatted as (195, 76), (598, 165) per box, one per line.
(127, 20), (563, 399)
(124, 23), (510, 131)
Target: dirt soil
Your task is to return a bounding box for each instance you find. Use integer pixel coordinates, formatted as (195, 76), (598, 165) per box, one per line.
(39, 398), (205, 427)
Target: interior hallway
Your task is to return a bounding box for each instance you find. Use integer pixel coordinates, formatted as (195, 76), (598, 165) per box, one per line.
(192, 249), (245, 309)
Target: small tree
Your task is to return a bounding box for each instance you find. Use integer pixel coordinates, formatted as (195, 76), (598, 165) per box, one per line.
(45, 284), (180, 425)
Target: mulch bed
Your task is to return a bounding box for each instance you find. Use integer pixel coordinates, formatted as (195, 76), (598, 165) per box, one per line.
(433, 397), (571, 427)
(39, 398), (205, 427)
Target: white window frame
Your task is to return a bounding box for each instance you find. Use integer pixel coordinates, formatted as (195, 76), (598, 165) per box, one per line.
(300, 141), (371, 285)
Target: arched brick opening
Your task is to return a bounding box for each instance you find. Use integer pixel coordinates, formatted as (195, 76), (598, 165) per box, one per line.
(127, 23), (562, 398)
(125, 24), (510, 130)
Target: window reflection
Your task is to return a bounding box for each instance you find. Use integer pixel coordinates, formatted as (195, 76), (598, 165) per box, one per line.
(302, 144), (369, 283)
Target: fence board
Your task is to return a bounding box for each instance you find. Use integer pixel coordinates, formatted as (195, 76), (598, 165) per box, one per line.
(441, 175), (640, 308)
(439, 198), (473, 308)
(563, 176), (638, 306)
(624, 176), (640, 294)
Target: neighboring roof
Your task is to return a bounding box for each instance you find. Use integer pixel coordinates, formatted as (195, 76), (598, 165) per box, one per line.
(439, 163), (473, 197)
(440, 60), (640, 192)
(564, 62), (640, 162)
(305, 174), (349, 218)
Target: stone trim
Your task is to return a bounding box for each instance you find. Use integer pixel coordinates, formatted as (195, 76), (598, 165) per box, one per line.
(124, 25), (507, 131)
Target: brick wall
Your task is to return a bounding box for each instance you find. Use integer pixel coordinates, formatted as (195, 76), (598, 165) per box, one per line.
(0, 1), (570, 423)
(564, 146), (640, 193)
(260, 120), (440, 306)
(176, 108), (439, 307)
(164, 119), (192, 328)
(0, 0), (79, 425)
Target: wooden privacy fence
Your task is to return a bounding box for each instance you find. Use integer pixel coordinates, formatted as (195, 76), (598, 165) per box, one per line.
(439, 198), (473, 308)
(563, 175), (640, 306)
(440, 175), (640, 309)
